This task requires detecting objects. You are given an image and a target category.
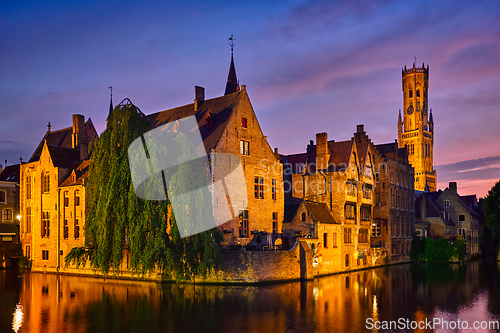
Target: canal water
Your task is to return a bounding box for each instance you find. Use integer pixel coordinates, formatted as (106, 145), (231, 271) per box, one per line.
(1, 256), (499, 333)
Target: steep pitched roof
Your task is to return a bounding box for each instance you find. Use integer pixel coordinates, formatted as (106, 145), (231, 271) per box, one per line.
(280, 152), (308, 175)
(147, 91), (242, 154)
(29, 126), (73, 162)
(46, 145), (81, 168)
(304, 201), (337, 224)
(457, 195), (479, 216)
(327, 140), (353, 172)
(0, 164), (20, 182)
(60, 160), (90, 187)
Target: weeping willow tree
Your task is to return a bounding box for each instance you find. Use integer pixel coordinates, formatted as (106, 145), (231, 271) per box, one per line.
(65, 99), (223, 279)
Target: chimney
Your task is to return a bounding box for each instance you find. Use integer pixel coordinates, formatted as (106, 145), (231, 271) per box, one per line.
(194, 86), (205, 111)
(72, 114), (88, 160)
(357, 124), (364, 133)
(449, 182), (457, 193)
(316, 132), (330, 171)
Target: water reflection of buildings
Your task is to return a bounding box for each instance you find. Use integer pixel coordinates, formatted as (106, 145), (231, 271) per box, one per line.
(12, 260), (499, 332)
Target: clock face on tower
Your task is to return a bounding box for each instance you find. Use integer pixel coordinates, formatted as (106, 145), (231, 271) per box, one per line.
(407, 105), (414, 115)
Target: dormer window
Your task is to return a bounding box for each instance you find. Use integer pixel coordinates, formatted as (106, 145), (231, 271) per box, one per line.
(205, 113), (214, 128)
(242, 117), (247, 128)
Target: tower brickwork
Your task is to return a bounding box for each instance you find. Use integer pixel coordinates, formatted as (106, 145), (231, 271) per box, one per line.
(398, 63), (436, 191)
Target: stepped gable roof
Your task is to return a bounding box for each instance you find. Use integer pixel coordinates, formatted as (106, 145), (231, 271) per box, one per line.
(147, 91), (242, 154)
(280, 152), (308, 174)
(46, 145), (81, 168)
(284, 203), (301, 223)
(0, 164), (20, 182)
(304, 200), (337, 224)
(60, 160), (90, 187)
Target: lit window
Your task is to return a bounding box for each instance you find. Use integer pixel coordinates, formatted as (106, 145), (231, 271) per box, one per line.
(344, 228), (352, 244)
(240, 140), (250, 156)
(272, 178), (276, 200)
(254, 177), (264, 199)
(42, 211), (50, 238)
(301, 212), (306, 222)
(345, 204), (356, 221)
(3, 209), (12, 221)
(361, 206), (371, 221)
(241, 117), (247, 128)
(239, 210), (249, 238)
(26, 175), (32, 199)
(42, 172), (50, 193)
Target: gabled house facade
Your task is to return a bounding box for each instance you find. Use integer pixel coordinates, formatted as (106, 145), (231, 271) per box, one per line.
(20, 115), (97, 271)
(147, 86), (283, 247)
(0, 163), (20, 245)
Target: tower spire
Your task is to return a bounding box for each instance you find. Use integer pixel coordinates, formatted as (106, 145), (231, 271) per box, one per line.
(109, 86), (114, 114)
(225, 35), (239, 95)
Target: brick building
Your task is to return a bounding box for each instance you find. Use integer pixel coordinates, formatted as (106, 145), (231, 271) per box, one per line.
(0, 163), (20, 244)
(416, 182), (481, 258)
(281, 126), (376, 272)
(372, 140), (415, 262)
(398, 63), (436, 191)
(20, 115), (97, 271)
(146, 56), (283, 247)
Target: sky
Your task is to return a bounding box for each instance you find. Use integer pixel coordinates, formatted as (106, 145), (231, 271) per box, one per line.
(1, 0), (499, 198)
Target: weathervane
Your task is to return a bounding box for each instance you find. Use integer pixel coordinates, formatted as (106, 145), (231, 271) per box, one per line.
(229, 34), (235, 55)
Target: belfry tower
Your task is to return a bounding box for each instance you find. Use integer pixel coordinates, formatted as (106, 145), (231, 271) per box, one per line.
(398, 62), (436, 191)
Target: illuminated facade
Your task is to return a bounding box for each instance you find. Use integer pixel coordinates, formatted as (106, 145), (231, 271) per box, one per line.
(398, 63), (436, 191)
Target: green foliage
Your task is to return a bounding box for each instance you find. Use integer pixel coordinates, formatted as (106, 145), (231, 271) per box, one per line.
(410, 237), (465, 262)
(484, 179), (500, 239)
(65, 100), (223, 279)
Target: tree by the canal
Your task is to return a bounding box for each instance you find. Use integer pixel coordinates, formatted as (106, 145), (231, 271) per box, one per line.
(484, 179), (500, 247)
(65, 99), (223, 279)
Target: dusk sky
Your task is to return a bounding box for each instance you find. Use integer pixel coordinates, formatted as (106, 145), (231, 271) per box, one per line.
(1, 0), (499, 197)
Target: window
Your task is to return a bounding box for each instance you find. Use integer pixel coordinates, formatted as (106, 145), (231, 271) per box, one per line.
(345, 204), (356, 221)
(74, 219), (80, 240)
(241, 117), (247, 128)
(442, 211), (450, 220)
(254, 177), (264, 199)
(409, 89), (413, 98)
(323, 233), (328, 248)
(42, 172), (50, 193)
(42, 250), (49, 261)
(358, 228), (369, 243)
(444, 200), (450, 208)
(239, 210), (249, 238)
(75, 191), (80, 206)
(26, 207), (32, 233)
(458, 214), (465, 222)
(3, 209), (12, 221)
(332, 233), (337, 247)
(272, 212), (278, 235)
(64, 192), (69, 207)
(25, 245), (31, 260)
(344, 228), (352, 244)
(458, 228), (466, 236)
(416, 89), (420, 97)
(63, 220), (69, 239)
(0, 191), (5, 203)
(301, 212), (306, 222)
(372, 221), (381, 237)
(346, 182), (357, 196)
(272, 178), (276, 200)
(240, 140), (250, 156)
(362, 184), (372, 199)
(361, 206), (371, 221)
(42, 211), (50, 238)
(345, 254), (350, 267)
(26, 175), (32, 199)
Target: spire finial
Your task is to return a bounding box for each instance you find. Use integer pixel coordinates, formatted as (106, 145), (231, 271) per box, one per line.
(229, 34), (235, 56)
(47, 122), (51, 132)
(109, 86), (114, 114)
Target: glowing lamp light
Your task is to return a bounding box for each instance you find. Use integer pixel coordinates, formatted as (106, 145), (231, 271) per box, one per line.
(16, 214), (21, 221)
